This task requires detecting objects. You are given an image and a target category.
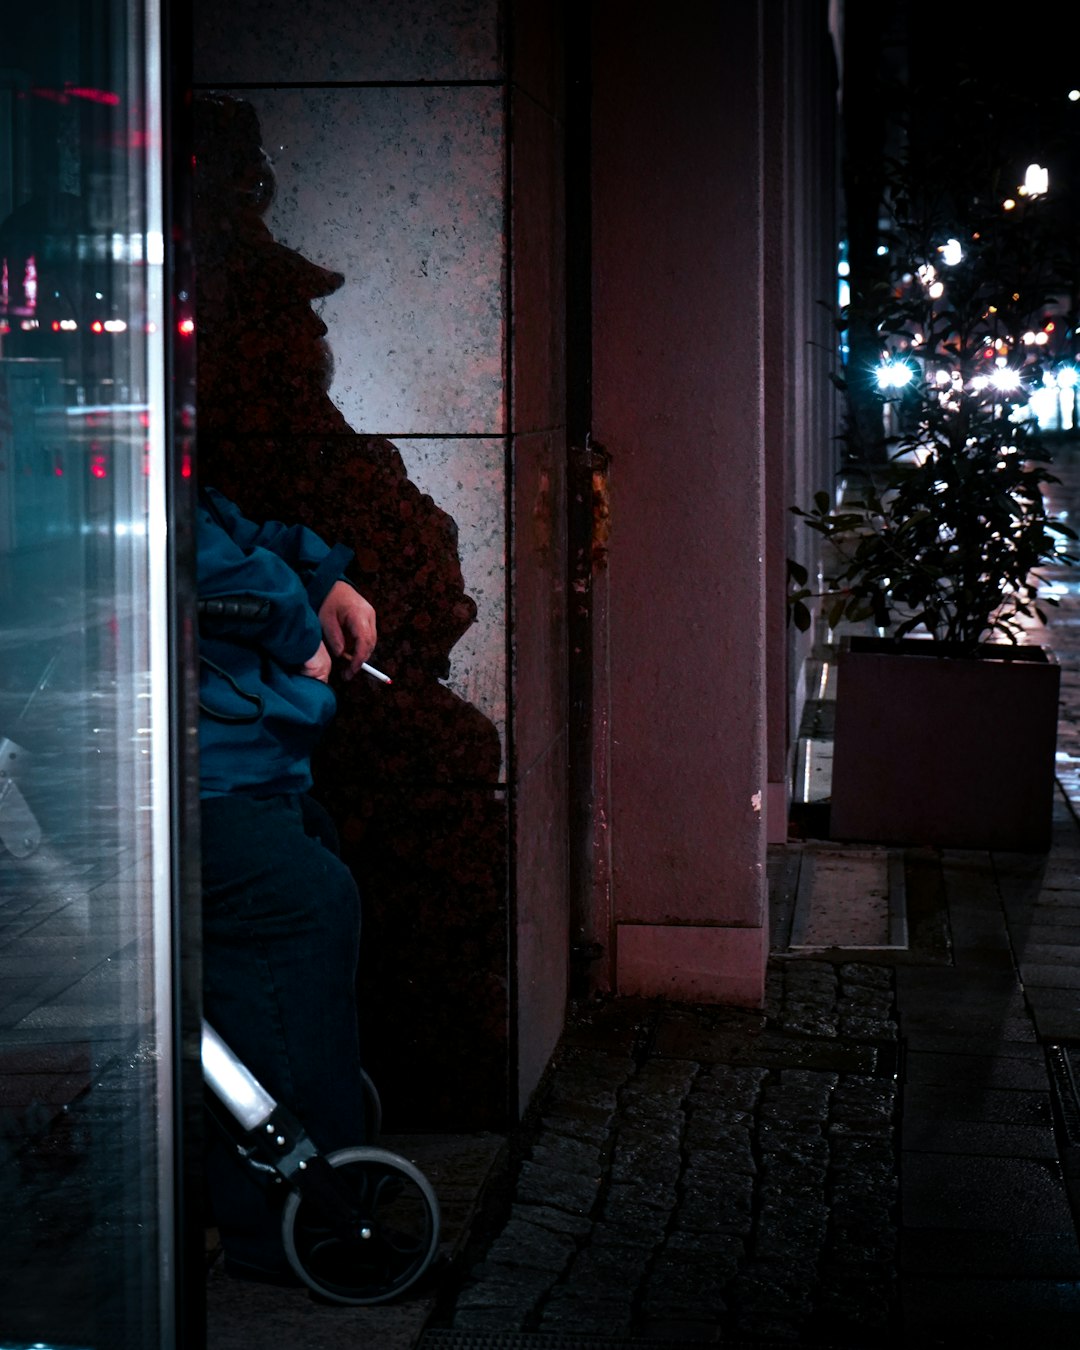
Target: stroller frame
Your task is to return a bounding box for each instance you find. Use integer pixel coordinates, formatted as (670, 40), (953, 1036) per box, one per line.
(201, 1019), (441, 1305)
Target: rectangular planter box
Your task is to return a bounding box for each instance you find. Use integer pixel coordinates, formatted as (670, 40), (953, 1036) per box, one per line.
(829, 637), (1061, 852)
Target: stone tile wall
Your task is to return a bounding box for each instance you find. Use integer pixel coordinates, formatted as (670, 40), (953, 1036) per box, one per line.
(192, 0), (517, 1128)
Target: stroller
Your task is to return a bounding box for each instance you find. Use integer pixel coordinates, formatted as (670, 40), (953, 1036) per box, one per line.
(2, 664), (441, 1307)
(202, 1020), (440, 1305)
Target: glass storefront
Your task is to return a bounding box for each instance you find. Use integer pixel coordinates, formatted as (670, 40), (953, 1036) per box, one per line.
(0, 3), (191, 1346)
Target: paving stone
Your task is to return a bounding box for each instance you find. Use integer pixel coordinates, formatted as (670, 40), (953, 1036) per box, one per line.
(563, 1241), (652, 1290)
(588, 1219), (661, 1250)
(902, 1081), (1053, 1127)
(902, 1154), (1075, 1233)
(609, 1136), (682, 1189)
(540, 1102), (617, 1142)
(758, 1127), (831, 1165)
(629, 1059), (699, 1093)
(1023, 922), (1080, 942)
(903, 1050), (1053, 1091)
(453, 1260), (554, 1309)
(528, 1134), (604, 1175)
(901, 1228), (1080, 1278)
(1024, 983), (1080, 1008)
(682, 1123), (756, 1173)
(755, 1194), (830, 1260)
(815, 1264), (896, 1330)
(1021, 962), (1080, 988)
(902, 1117), (1059, 1159)
(617, 1103), (685, 1142)
(837, 984), (895, 1012)
(661, 1229), (745, 1268)
(840, 962), (894, 989)
(901, 1027), (1039, 1053)
(641, 1252), (729, 1318)
(448, 1305), (534, 1331)
(674, 1173), (754, 1237)
(1032, 1005), (1080, 1038)
(538, 1290), (636, 1334)
(839, 1014), (898, 1040)
(775, 1002), (839, 1038)
(902, 1275), (1080, 1346)
(509, 1202), (593, 1238)
(481, 1217), (579, 1274)
(600, 1180), (678, 1233)
(783, 963), (839, 994)
(730, 1256), (818, 1317)
(515, 1159), (602, 1216)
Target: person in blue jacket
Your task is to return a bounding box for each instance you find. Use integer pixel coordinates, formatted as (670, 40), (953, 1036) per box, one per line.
(197, 484), (378, 1283)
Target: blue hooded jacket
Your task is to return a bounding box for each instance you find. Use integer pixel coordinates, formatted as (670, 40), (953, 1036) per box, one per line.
(197, 487), (353, 797)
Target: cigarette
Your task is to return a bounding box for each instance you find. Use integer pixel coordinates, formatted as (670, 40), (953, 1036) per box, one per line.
(361, 662), (392, 684)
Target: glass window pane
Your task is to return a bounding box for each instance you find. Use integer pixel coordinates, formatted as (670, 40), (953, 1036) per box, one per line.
(0, 1), (177, 1346)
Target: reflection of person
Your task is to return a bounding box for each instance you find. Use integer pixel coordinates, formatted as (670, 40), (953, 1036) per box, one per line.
(197, 483), (376, 1283)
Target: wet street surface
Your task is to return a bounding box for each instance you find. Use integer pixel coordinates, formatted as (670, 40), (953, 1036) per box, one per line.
(415, 440), (1080, 1348)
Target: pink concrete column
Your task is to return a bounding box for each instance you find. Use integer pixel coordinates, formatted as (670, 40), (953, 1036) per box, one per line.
(592, 1), (768, 1006)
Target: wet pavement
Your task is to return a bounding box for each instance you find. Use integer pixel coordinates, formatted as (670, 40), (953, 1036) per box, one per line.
(410, 442), (1080, 1348)
(204, 442), (1080, 1347)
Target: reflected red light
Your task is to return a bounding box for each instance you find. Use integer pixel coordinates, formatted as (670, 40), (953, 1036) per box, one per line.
(65, 85), (120, 106)
(181, 453), (192, 479)
(139, 411), (150, 428)
(90, 454), (108, 479)
(53, 464), (64, 477)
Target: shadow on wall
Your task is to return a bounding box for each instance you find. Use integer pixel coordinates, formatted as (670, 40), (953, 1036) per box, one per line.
(192, 93), (507, 1131)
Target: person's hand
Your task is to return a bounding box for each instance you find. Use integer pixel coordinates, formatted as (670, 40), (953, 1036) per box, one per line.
(300, 640), (332, 683)
(319, 581), (377, 681)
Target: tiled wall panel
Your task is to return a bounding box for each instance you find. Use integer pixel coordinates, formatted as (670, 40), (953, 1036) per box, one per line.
(193, 0), (569, 1127)
(193, 0), (500, 84)
(395, 436), (507, 743)
(252, 87), (506, 436)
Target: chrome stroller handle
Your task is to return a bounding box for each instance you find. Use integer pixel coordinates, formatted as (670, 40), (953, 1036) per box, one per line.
(201, 1019), (277, 1132)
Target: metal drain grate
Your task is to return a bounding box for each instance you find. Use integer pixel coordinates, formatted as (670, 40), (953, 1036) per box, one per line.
(419, 1335), (818, 1349)
(1047, 1043), (1080, 1146)
(420, 1338), (698, 1349)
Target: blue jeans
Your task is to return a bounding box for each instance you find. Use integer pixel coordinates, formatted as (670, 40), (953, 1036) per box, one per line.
(201, 792), (365, 1273)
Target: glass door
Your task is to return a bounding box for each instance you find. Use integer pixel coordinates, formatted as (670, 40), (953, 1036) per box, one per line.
(0, 2), (190, 1345)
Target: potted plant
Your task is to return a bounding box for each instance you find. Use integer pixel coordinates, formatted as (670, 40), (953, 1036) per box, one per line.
(789, 140), (1078, 851)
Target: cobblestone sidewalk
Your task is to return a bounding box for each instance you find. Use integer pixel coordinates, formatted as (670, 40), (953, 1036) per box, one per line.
(426, 960), (900, 1346)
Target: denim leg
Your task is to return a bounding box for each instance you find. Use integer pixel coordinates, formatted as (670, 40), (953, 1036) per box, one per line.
(201, 792), (365, 1271)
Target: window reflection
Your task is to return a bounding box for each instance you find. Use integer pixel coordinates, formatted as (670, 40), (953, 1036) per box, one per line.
(0, 3), (176, 1346)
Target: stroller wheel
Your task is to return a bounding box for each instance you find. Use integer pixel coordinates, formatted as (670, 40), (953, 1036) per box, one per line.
(281, 1146), (440, 1305)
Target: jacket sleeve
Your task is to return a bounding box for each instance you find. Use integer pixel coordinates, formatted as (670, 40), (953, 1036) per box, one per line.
(201, 486), (354, 615)
(198, 490), (342, 667)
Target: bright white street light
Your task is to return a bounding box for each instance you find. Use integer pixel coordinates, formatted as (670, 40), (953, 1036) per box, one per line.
(990, 366), (1022, 393)
(1023, 163), (1049, 197)
(876, 360), (914, 390)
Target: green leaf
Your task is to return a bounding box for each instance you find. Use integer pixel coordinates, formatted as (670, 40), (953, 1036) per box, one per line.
(827, 596), (848, 629)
